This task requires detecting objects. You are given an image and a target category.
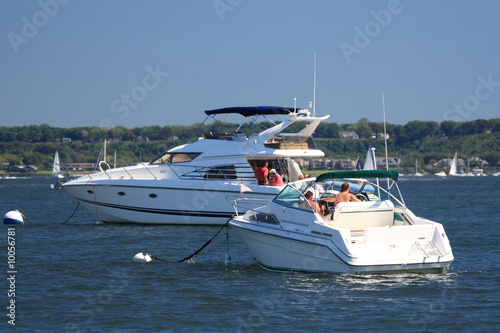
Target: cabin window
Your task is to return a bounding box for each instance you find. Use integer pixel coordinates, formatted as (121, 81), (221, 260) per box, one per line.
(150, 153), (200, 164)
(204, 165), (237, 179)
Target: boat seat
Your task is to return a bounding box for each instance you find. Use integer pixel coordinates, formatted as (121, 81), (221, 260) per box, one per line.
(329, 200), (394, 230)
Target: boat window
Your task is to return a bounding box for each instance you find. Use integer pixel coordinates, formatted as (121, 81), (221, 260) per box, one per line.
(204, 165), (237, 179)
(273, 185), (306, 208)
(150, 153), (200, 164)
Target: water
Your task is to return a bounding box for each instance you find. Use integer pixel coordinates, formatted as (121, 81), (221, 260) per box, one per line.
(1, 176), (499, 332)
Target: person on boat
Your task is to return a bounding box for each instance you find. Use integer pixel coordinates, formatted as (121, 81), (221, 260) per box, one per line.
(269, 169), (284, 186)
(300, 191), (324, 215)
(254, 162), (269, 185)
(323, 182), (361, 205)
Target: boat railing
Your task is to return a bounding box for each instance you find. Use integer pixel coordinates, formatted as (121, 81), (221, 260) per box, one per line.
(63, 161), (258, 182)
(231, 198), (273, 217)
(61, 162), (157, 180)
(414, 240), (445, 258)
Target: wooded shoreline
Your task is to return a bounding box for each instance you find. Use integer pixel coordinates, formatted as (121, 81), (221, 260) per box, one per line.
(1, 118), (499, 174)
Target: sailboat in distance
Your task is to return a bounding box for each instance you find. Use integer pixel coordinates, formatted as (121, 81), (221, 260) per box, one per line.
(363, 147), (377, 170)
(448, 152), (463, 177)
(51, 151), (64, 179)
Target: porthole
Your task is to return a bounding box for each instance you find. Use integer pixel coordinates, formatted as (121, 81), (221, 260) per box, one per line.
(87, 190), (94, 194)
(149, 193), (157, 198)
(118, 191), (126, 196)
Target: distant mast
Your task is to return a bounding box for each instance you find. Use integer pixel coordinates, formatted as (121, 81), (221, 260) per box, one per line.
(313, 52), (316, 117)
(382, 94), (389, 170)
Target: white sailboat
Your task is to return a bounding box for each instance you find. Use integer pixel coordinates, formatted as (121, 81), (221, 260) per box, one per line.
(51, 151), (64, 179)
(414, 159), (423, 176)
(448, 152), (463, 177)
(363, 147), (377, 170)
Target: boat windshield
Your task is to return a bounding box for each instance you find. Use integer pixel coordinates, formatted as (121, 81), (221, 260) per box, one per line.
(273, 183), (312, 209)
(150, 153), (201, 164)
(289, 179), (315, 194)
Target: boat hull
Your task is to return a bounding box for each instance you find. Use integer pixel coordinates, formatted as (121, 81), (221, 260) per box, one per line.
(230, 222), (452, 274)
(62, 181), (279, 225)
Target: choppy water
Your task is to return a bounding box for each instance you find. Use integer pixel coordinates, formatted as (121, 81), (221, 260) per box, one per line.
(1, 176), (499, 332)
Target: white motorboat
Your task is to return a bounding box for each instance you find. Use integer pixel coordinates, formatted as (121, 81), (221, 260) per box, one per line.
(229, 170), (454, 274)
(62, 106), (329, 224)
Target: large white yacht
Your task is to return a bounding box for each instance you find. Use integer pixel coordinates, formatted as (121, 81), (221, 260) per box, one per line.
(62, 106), (329, 224)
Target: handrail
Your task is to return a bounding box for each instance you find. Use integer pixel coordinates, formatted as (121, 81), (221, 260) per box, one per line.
(141, 163), (157, 180)
(121, 165), (134, 179)
(231, 197), (273, 216)
(63, 161), (255, 182)
(415, 241), (429, 258)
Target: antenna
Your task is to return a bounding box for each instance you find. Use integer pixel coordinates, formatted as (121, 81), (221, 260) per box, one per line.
(313, 52), (316, 117)
(382, 94), (389, 171)
(294, 97), (297, 112)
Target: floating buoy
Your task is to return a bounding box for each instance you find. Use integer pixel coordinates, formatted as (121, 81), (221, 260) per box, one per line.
(132, 253), (154, 263)
(3, 210), (24, 225)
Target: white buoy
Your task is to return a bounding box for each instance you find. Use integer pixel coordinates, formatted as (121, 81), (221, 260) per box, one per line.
(3, 210), (24, 225)
(132, 253), (154, 263)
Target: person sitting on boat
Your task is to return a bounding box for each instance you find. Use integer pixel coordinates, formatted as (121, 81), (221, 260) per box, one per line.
(269, 169), (284, 186)
(254, 162), (269, 185)
(299, 191), (324, 215)
(322, 182), (361, 205)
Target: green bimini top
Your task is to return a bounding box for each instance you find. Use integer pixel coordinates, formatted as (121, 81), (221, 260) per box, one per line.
(315, 170), (399, 183)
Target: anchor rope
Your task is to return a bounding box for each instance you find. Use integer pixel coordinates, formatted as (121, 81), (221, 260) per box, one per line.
(19, 211), (33, 224)
(146, 219), (231, 263)
(60, 202), (81, 224)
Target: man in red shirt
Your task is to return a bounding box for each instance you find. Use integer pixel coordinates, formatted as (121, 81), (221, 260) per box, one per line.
(255, 162), (269, 185)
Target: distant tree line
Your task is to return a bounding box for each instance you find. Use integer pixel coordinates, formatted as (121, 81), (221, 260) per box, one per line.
(1, 118), (499, 144)
(1, 118), (499, 172)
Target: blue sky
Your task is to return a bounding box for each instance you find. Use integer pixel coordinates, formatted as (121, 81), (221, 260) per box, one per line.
(1, 0), (499, 128)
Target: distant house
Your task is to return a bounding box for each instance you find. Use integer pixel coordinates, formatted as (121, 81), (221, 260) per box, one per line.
(55, 138), (72, 143)
(375, 157), (401, 169)
(338, 131), (359, 139)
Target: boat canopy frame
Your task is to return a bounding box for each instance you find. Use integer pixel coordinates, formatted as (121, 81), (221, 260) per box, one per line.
(315, 170), (399, 182)
(204, 106), (299, 117)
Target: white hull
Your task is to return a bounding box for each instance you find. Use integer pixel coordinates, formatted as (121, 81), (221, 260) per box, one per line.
(231, 219), (452, 274)
(63, 180), (280, 224)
